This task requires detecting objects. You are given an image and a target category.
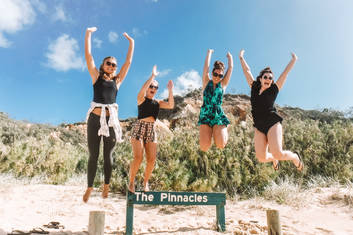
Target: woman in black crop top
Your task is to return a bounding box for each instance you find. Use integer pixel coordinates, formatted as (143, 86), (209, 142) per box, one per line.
(239, 50), (303, 172)
(128, 65), (174, 193)
(83, 27), (134, 202)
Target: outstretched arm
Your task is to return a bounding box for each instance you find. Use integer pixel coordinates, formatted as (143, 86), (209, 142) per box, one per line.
(202, 49), (213, 90)
(159, 80), (174, 109)
(137, 65), (158, 105)
(221, 52), (233, 89)
(85, 27), (99, 84)
(276, 53), (298, 91)
(239, 49), (255, 88)
(117, 32), (135, 88)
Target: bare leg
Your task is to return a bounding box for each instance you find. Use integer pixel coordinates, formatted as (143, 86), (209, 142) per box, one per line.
(199, 124), (213, 152)
(267, 122), (302, 170)
(213, 125), (228, 149)
(254, 128), (278, 167)
(129, 138), (144, 193)
(143, 142), (157, 191)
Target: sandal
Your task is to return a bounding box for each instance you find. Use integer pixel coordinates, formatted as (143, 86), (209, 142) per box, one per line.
(29, 228), (49, 234)
(294, 152), (304, 171)
(272, 160), (280, 171)
(7, 230), (31, 235)
(43, 221), (65, 229)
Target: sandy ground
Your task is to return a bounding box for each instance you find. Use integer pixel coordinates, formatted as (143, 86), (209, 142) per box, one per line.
(0, 183), (353, 235)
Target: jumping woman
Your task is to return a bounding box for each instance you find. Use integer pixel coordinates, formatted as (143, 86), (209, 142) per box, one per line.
(128, 65), (174, 193)
(239, 49), (303, 171)
(198, 49), (233, 152)
(83, 27), (134, 202)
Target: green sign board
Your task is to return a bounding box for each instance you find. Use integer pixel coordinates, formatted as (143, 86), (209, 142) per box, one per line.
(125, 191), (226, 234)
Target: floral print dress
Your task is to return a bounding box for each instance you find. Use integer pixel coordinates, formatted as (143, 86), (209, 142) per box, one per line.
(198, 80), (230, 127)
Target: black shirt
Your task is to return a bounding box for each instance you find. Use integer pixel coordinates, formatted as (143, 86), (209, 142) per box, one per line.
(138, 98), (160, 120)
(250, 81), (279, 124)
(93, 75), (118, 104)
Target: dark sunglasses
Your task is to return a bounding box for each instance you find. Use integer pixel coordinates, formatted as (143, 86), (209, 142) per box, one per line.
(149, 85), (158, 90)
(105, 61), (117, 68)
(263, 75), (273, 80)
(213, 72), (224, 78)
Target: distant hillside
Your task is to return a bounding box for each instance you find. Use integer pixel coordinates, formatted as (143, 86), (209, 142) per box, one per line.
(0, 89), (352, 196)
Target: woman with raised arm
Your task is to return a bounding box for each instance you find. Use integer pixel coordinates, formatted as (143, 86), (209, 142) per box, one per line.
(83, 27), (134, 202)
(128, 65), (174, 193)
(239, 49), (303, 171)
(198, 49), (233, 152)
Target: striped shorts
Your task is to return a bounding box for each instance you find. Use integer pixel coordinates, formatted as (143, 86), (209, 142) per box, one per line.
(131, 120), (157, 143)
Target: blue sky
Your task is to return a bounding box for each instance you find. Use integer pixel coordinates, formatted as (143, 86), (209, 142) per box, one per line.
(0, 0), (352, 125)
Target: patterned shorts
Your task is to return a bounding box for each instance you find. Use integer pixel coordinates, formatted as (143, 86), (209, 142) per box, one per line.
(131, 120), (157, 143)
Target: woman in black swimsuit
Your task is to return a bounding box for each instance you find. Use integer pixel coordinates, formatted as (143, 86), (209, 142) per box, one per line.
(239, 49), (303, 171)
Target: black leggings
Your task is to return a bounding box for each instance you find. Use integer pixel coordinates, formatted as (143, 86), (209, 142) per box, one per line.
(87, 113), (117, 187)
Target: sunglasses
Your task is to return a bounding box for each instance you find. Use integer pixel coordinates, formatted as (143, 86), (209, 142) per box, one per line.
(105, 61), (117, 68)
(149, 85), (159, 90)
(263, 75), (273, 80)
(213, 72), (224, 78)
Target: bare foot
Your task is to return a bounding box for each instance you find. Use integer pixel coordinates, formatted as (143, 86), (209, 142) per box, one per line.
(143, 182), (150, 192)
(272, 159), (280, 171)
(102, 184), (109, 199)
(83, 187), (93, 203)
(294, 152), (304, 171)
(128, 181), (135, 193)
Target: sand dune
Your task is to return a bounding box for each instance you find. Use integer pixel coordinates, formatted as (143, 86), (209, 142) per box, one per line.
(0, 183), (352, 235)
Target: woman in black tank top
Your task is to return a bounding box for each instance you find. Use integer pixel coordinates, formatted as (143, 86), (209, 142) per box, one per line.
(128, 65), (174, 193)
(239, 50), (303, 172)
(83, 27), (134, 202)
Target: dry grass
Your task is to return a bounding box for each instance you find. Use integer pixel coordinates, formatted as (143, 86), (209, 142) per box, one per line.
(262, 177), (308, 208)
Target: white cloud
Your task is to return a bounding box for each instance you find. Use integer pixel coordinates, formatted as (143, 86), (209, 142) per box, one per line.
(131, 27), (148, 38)
(32, 0), (47, 14)
(52, 5), (69, 22)
(0, 0), (36, 48)
(45, 34), (85, 72)
(93, 38), (102, 48)
(160, 70), (202, 98)
(0, 33), (11, 48)
(158, 69), (171, 77)
(108, 31), (118, 43)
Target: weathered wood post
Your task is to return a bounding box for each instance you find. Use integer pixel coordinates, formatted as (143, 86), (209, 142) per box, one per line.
(88, 210), (105, 235)
(266, 209), (281, 235)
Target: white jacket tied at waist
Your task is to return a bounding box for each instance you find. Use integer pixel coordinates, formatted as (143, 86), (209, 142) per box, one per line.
(86, 102), (123, 142)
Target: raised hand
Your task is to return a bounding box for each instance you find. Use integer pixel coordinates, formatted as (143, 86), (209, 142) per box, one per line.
(123, 32), (134, 42)
(291, 52), (298, 61)
(86, 27), (97, 33)
(239, 49), (245, 59)
(227, 51), (233, 60)
(167, 80), (174, 91)
(152, 65), (159, 77)
(208, 49), (214, 54)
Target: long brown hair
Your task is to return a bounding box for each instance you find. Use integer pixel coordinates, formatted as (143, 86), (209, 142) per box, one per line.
(99, 56), (118, 80)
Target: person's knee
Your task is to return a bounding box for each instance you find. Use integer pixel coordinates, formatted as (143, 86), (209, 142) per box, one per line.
(200, 142), (211, 152)
(215, 141), (226, 149)
(133, 153), (143, 163)
(271, 149), (283, 159)
(255, 152), (267, 162)
(200, 137), (212, 151)
(146, 155), (156, 165)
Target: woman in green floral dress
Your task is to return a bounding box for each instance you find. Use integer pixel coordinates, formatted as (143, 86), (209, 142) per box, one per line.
(198, 49), (233, 152)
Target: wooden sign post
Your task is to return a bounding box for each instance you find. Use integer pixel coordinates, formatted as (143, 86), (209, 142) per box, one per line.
(125, 191), (226, 235)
